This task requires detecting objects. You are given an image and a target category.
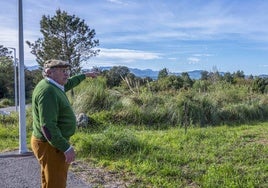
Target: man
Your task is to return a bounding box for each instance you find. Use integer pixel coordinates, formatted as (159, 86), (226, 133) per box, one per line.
(31, 59), (98, 188)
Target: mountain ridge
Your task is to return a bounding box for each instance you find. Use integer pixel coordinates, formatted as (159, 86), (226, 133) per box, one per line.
(27, 65), (267, 80)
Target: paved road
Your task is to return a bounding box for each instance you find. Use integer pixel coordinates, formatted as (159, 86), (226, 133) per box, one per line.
(0, 150), (91, 188)
(0, 106), (27, 115)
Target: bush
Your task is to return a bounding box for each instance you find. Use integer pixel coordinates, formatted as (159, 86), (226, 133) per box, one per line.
(0, 113), (18, 125)
(72, 77), (118, 114)
(71, 78), (268, 128)
(0, 98), (12, 108)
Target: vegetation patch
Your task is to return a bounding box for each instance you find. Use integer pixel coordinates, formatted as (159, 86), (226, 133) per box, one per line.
(69, 123), (268, 187)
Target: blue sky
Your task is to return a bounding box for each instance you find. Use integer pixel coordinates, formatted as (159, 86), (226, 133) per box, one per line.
(1, 0), (268, 75)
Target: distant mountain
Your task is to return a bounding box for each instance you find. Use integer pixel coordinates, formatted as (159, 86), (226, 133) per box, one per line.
(100, 67), (202, 80)
(259, 74), (268, 78)
(99, 66), (159, 79)
(26, 65), (268, 80)
(170, 70), (204, 80)
(26, 65), (39, 71)
(129, 68), (159, 79)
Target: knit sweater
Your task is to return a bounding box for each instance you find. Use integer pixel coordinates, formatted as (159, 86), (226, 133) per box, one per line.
(32, 74), (86, 152)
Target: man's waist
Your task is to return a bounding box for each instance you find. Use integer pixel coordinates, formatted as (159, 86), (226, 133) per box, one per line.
(32, 132), (47, 142)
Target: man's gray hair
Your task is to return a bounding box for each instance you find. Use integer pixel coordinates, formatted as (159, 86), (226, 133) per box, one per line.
(42, 68), (50, 78)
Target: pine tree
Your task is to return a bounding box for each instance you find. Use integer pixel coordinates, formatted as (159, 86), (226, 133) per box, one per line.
(26, 9), (100, 75)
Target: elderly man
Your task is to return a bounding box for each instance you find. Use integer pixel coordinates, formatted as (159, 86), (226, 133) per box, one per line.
(31, 59), (98, 188)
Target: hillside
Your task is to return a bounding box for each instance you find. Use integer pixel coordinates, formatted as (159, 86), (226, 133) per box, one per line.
(27, 65), (267, 80)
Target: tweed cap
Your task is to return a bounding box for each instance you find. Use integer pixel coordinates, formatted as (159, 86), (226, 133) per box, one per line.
(43, 59), (71, 69)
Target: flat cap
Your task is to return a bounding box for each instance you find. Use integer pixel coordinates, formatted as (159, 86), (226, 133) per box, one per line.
(43, 59), (71, 69)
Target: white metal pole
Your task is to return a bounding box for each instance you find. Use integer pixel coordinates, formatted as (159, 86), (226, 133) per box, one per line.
(8, 47), (18, 112)
(18, 0), (28, 154)
(14, 48), (18, 112)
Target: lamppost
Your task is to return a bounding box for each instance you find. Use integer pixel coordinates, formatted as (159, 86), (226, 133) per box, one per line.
(8, 47), (18, 112)
(18, 0), (28, 154)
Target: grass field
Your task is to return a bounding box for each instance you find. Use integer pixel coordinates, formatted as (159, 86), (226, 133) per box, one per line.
(0, 116), (267, 187)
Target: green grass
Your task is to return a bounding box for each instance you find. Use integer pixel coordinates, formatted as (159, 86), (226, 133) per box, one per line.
(71, 123), (268, 187)
(0, 112), (32, 152)
(1, 117), (267, 187)
(0, 124), (20, 151)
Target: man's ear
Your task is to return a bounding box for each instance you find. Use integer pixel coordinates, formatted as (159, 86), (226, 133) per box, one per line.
(45, 68), (53, 75)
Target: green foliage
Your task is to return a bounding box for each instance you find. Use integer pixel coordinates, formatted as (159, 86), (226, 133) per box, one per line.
(71, 78), (268, 127)
(26, 9), (99, 75)
(0, 98), (12, 108)
(192, 80), (210, 92)
(181, 72), (193, 88)
(0, 124), (19, 151)
(0, 45), (12, 57)
(70, 123), (268, 187)
(0, 113), (19, 151)
(152, 72), (194, 92)
(0, 106), (33, 152)
(1, 118), (267, 187)
(105, 66), (130, 87)
(72, 77), (119, 114)
(0, 112), (18, 125)
(155, 75), (183, 91)
(72, 126), (143, 158)
(253, 77), (268, 94)
(158, 68), (169, 79)
(0, 45), (38, 101)
(0, 57), (14, 99)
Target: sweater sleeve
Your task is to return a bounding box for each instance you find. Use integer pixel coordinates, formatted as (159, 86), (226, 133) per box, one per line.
(37, 87), (70, 152)
(64, 74), (86, 92)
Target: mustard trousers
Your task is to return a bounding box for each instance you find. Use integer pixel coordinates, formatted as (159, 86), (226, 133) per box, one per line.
(31, 136), (69, 188)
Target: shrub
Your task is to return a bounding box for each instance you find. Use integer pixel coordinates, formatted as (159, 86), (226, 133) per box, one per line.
(71, 78), (268, 128)
(0, 113), (18, 125)
(72, 77), (116, 114)
(0, 98), (12, 108)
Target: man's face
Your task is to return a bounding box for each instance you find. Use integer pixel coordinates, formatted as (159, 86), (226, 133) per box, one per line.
(47, 67), (70, 85)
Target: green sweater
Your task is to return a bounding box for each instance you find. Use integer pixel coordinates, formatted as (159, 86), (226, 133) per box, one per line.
(32, 74), (86, 152)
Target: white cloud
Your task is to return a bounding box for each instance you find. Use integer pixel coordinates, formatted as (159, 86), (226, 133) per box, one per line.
(193, 54), (214, 57)
(83, 48), (162, 69)
(97, 48), (161, 60)
(168, 57), (177, 61)
(106, 0), (125, 5)
(187, 57), (200, 64)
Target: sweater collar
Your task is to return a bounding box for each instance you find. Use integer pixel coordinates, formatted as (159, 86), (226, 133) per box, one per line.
(45, 77), (64, 91)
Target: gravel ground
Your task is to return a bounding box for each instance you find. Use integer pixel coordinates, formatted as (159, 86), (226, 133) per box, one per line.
(0, 150), (133, 188)
(0, 150), (91, 188)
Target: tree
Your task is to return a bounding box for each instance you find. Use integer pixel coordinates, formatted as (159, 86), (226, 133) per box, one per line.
(26, 9), (100, 75)
(0, 45), (12, 58)
(222, 72), (234, 83)
(157, 75), (184, 91)
(181, 72), (193, 89)
(233, 70), (245, 79)
(193, 80), (209, 93)
(105, 66), (130, 87)
(0, 56), (14, 99)
(252, 77), (268, 94)
(158, 68), (169, 80)
(0, 45), (14, 99)
(200, 70), (209, 80)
